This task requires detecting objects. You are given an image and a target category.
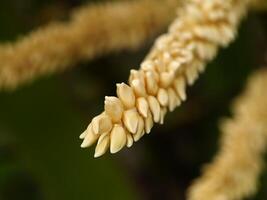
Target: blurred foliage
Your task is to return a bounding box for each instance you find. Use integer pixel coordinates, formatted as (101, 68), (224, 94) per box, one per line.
(0, 77), (139, 200)
(0, 0), (267, 200)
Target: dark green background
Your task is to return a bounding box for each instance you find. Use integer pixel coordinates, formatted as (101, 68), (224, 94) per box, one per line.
(0, 0), (266, 199)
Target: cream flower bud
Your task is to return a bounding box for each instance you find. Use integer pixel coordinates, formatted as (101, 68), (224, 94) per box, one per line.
(160, 107), (167, 124)
(126, 132), (134, 148)
(94, 132), (110, 158)
(79, 130), (88, 139)
(145, 71), (159, 95)
(137, 97), (149, 118)
(110, 124), (127, 154)
(148, 96), (161, 123)
(159, 72), (175, 88)
(145, 111), (153, 134)
(116, 83), (135, 109)
(157, 88), (169, 107)
(91, 113), (112, 134)
(81, 124), (99, 148)
(133, 115), (145, 142)
(167, 87), (181, 111)
(185, 65), (199, 85)
(104, 96), (124, 122)
(123, 109), (139, 134)
(129, 70), (145, 86)
(173, 77), (186, 101)
(141, 60), (154, 71)
(131, 79), (147, 97)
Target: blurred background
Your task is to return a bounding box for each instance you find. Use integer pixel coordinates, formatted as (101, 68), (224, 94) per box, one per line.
(0, 0), (267, 199)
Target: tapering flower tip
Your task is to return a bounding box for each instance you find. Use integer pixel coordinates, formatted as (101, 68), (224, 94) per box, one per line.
(145, 111), (153, 134)
(91, 113), (112, 134)
(123, 109), (139, 134)
(137, 97), (149, 118)
(157, 88), (169, 107)
(148, 96), (161, 123)
(81, 124), (99, 148)
(173, 77), (186, 101)
(159, 72), (174, 88)
(131, 79), (147, 97)
(110, 124), (127, 154)
(133, 115), (145, 142)
(160, 107), (167, 124)
(104, 96), (124, 123)
(116, 83), (135, 109)
(168, 88), (181, 112)
(79, 130), (88, 139)
(145, 71), (159, 95)
(126, 132), (133, 148)
(94, 132), (110, 158)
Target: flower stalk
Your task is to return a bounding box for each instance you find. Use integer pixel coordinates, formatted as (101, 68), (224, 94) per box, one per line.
(187, 68), (267, 200)
(0, 0), (179, 90)
(81, 0), (252, 157)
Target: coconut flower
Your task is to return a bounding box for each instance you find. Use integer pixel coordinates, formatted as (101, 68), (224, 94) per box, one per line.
(187, 68), (267, 200)
(80, 0), (252, 157)
(0, 0), (178, 90)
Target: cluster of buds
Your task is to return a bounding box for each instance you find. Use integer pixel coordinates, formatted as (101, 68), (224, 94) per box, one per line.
(188, 69), (267, 200)
(0, 0), (179, 90)
(80, 54), (190, 157)
(80, 0), (249, 157)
